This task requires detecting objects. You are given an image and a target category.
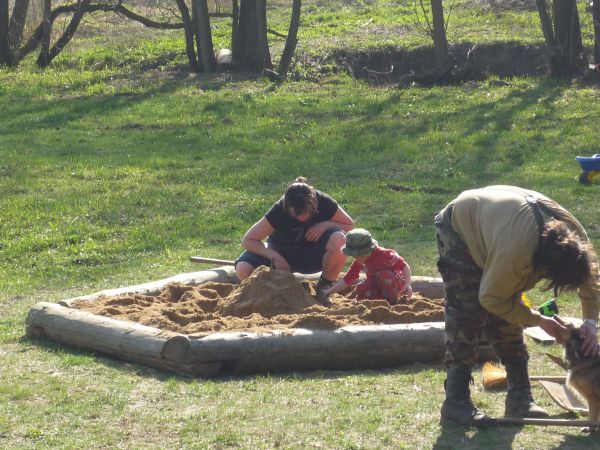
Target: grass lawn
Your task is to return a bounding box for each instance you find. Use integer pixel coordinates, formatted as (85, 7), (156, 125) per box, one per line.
(1, 1), (600, 448)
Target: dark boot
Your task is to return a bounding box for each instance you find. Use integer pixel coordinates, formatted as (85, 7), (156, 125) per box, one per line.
(504, 356), (549, 418)
(315, 277), (334, 307)
(440, 364), (494, 427)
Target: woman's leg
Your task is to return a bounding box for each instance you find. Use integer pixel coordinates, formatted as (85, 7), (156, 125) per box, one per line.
(235, 261), (256, 281)
(234, 251), (271, 281)
(320, 230), (347, 282)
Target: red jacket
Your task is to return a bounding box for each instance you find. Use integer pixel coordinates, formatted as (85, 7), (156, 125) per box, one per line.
(343, 246), (407, 285)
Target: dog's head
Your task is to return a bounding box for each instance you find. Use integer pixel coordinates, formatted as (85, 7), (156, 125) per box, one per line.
(560, 324), (587, 365)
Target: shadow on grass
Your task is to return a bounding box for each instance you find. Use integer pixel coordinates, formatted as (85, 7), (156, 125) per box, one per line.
(0, 72), (584, 277)
(20, 335), (186, 382)
(23, 333), (447, 384)
(433, 420), (520, 449)
(434, 416), (600, 449)
(323, 76), (573, 230)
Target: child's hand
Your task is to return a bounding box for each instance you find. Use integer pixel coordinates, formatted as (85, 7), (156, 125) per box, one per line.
(404, 285), (413, 299)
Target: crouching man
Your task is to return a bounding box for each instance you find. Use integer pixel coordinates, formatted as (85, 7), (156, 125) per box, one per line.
(434, 185), (600, 427)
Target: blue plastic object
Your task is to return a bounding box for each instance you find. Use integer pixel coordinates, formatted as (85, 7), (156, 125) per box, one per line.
(576, 154), (600, 170)
(576, 154), (600, 184)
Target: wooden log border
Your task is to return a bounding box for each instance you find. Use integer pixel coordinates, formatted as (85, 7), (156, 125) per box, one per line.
(26, 267), (494, 377)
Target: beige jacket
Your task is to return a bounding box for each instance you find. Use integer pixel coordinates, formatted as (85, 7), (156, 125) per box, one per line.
(450, 185), (600, 326)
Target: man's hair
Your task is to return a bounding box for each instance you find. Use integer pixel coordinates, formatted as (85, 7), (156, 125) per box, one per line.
(533, 220), (598, 295)
(283, 176), (318, 217)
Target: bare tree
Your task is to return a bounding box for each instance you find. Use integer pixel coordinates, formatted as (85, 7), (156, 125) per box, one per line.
(3, 0), (303, 78)
(593, 0), (600, 64)
(192, 0), (216, 72)
(174, 0), (200, 71)
(233, 0), (269, 71)
(553, 0), (583, 71)
(535, 0), (583, 74)
(431, 0), (450, 72)
(277, 0), (300, 79)
(0, 0), (15, 65)
(38, 0), (90, 67)
(9, 0), (29, 49)
(412, 0), (454, 81)
(38, 0), (50, 66)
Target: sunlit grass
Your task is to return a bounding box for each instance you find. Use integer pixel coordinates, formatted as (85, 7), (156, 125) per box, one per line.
(1, 1), (600, 448)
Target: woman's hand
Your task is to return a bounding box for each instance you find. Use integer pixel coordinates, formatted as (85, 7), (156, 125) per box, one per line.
(305, 222), (331, 241)
(271, 253), (291, 272)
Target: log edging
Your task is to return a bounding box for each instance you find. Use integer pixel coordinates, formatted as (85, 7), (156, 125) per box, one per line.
(25, 267), (467, 377)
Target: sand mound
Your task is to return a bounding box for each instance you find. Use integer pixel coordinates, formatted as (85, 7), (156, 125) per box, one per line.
(74, 267), (444, 335)
(217, 267), (315, 318)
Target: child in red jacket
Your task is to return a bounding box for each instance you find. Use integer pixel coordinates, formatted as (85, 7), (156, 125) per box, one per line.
(322, 228), (412, 305)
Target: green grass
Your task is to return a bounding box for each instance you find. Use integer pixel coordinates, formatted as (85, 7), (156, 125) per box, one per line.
(1, 1), (600, 448)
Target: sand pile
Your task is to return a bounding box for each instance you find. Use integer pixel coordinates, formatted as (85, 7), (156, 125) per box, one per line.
(74, 266), (444, 335)
(217, 268), (315, 318)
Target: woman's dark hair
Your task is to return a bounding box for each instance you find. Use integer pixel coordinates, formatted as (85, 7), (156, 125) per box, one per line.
(533, 220), (598, 296)
(283, 177), (318, 217)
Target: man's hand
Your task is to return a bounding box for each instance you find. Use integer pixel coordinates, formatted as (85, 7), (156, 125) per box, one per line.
(538, 315), (568, 341)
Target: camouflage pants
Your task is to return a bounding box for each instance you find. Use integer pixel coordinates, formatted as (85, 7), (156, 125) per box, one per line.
(434, 205), (527, 368)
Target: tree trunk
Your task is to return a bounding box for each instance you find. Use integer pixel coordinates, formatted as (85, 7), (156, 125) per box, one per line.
(37, 0), (90, 67)
(431, 0), (451, 71)
(0, 0), (15, 66)
(192, 0), (216, 72)
(231, 0), (240, 58)
(593, 0), (600, 64)
(278, 0), (301, 79)
(9, 0), (29, 49)
(38, 0), (51, 66)
(174, 0), (200, 72)
(535, 0), (559, 72)
(552, 0), (583, 74)
(255, 0), (272, 70)
(235, 0), (264, 71)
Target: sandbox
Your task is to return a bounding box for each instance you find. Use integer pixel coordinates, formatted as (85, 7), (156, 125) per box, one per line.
(26, 266), (494, 377)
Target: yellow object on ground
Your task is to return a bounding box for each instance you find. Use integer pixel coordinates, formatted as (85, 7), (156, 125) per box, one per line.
(482, 361), (507, 389)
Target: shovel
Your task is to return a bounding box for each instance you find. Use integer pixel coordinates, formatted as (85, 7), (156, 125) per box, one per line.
(190, 256), (235, 265)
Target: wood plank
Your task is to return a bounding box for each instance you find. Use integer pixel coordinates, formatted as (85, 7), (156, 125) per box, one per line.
(539, 380), (588, 413)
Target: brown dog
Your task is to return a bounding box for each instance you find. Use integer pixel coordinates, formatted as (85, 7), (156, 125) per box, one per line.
(560, 324), (600, 430)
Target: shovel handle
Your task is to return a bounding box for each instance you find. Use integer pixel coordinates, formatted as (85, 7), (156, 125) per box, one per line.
(493, 417), (600, 427)
(530, 376), (567, 382)
(189, 256), (236, 266)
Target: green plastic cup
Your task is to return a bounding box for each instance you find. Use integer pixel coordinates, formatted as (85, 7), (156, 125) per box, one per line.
(537, 299), (559, 317)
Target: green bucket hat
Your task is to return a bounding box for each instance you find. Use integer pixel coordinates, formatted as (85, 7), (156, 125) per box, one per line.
(342, 228), (378, 257)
